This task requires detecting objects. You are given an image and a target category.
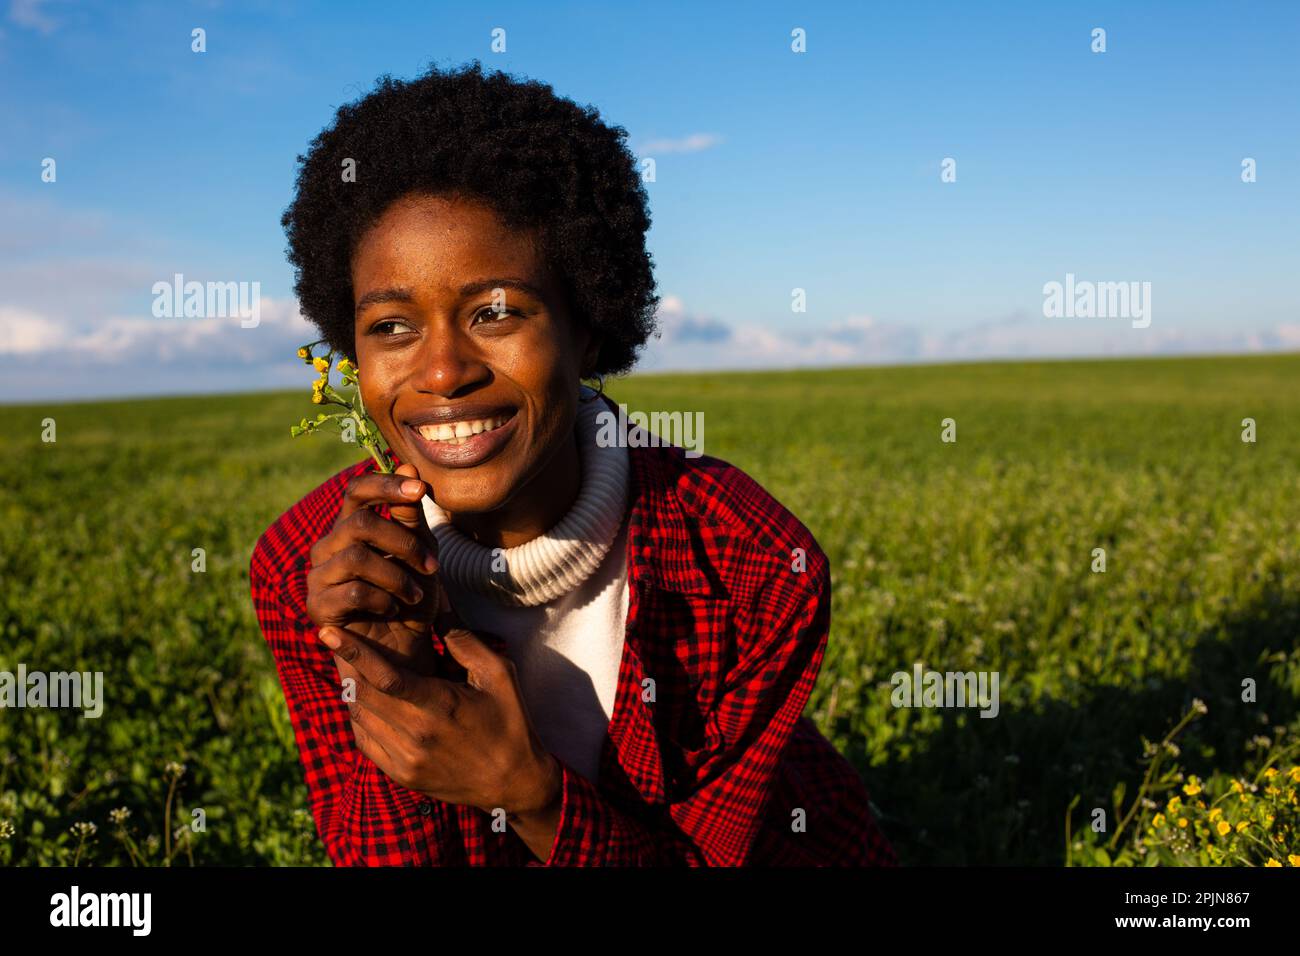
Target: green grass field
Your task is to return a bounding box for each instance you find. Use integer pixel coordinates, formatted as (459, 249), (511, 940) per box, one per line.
(2, 353), (1299, 866)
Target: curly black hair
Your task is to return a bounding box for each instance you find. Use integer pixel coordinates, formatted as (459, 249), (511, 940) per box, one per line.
(281, 60), (658, 377)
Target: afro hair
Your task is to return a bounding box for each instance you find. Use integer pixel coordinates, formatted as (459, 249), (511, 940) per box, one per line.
(281, 60), (659, 377)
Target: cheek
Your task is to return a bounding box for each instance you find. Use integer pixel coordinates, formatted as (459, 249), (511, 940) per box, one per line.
(356, 346), (401, 398)
(357, 368), (385, 410)
(510, 314), (585, 377)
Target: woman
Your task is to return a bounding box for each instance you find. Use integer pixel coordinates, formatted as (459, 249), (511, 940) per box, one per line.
(250, 61), (895, 866)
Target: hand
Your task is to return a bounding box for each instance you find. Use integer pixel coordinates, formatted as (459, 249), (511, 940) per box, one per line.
(318, 620), (563, 842)
(306, 463), (444, 675)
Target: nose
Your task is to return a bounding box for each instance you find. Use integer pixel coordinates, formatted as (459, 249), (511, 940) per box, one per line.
(413, 323), (490, 397)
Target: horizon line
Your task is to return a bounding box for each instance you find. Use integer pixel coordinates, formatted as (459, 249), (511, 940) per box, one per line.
(3, 349), (1297, 409)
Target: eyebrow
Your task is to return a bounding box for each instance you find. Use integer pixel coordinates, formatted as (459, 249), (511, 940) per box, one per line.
(354, 278), (547, 316)
(457, 278), (547, 301)
(355, 287), (415, 313)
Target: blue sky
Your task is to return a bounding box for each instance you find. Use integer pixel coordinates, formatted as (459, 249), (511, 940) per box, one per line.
(1, 0), (1297, 400)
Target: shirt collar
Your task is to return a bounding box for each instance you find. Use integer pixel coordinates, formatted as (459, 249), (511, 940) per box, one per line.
(610, 393), (718, 598)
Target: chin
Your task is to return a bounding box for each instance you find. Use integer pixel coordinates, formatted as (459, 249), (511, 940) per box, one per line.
(421, 468), (518, 516)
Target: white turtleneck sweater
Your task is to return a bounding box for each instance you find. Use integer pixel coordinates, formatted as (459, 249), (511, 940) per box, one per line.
(419, 392), (630, 784)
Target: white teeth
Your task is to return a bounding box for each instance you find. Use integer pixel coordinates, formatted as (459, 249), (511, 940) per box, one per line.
(415, 415), (509, 444)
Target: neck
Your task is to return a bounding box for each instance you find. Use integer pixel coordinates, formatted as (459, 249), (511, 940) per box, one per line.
(446, 428), (582, 550)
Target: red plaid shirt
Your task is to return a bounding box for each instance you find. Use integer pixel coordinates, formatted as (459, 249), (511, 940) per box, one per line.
(249, 395), (896, 866)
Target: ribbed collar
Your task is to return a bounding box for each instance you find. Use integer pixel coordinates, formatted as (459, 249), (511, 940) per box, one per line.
(417, 387), (630, 607)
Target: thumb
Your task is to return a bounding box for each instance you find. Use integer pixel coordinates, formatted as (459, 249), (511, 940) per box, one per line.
(441, 626), (501, 690)
(437, 588), (506, 687)
(434, 583), (464, 635)
(388, 462), (436, 542)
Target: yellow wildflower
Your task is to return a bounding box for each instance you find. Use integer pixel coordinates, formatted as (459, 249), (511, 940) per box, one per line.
(1288, 767), (1300, 783)
(1289, 855), (1300, 867)
(1231, 779), (1245, 794)
(338, 358), (355, 376)
(1265, 858), (1282, 867)
(1264, 767), (1279, 780)
(1235, 820), (1249, 833)
(1216, 820), (1232, 837)
(1152, 813), (1166, 828)
(1178, 817), (1189, 828)
(313, 357), (329, 373)
(1265, 785), (1280, 797)
(1208, 807), (1223, 821)
(1183, 776), (1202, 797)
(1167, 795), (1182, 812)
(296, 346), (310, 361)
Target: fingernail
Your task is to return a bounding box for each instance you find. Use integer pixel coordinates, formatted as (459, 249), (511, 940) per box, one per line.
(319, 628), (341, 649)
(410, 585), (425, 604)
(401, 480), (424, 497)
(424, 552), (438, 573)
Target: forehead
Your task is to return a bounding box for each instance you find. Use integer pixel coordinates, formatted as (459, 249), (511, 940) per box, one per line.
(351, 193), (546, 288)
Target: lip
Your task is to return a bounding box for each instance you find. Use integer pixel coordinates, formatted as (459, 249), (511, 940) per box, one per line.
(403, 403), (517, 428)
(404, 408), (520, 468)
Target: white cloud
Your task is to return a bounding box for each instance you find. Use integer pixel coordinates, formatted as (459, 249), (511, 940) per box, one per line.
(0, 193), (318, 400)
(0, 306), (63, 354)
(637, 133), (723, 155)
(9, 0), (57, 35)
(639, 298), (1300, 372)
(0, 297), (323, 400)
(0, 296), (316, 364)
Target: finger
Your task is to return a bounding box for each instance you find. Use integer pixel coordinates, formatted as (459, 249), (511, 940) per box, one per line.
(336, 654), (419, 771)
(387, 462), (437, 544)
(321, 624), (412, 699)
(315, 541), (427, 607)
(310, 578), (403, 627)
(313, 506), (438, 576)
(349, 707), (398, 768)
(326, 625), (459, 734)
(441, 627), (508, 693)
(337, 470), (431, 522)
(352, 664), (461, 741)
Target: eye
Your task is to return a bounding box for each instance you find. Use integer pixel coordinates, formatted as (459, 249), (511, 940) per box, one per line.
(472, 305), (521, 325)
(369, 318), (415, 336)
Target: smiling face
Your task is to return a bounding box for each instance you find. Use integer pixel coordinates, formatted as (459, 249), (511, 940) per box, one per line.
(351, 192), (598, 532)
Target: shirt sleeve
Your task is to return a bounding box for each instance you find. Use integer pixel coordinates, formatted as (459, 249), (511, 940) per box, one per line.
(249, 538), (454, 866)
(531, 561), (834, 867)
